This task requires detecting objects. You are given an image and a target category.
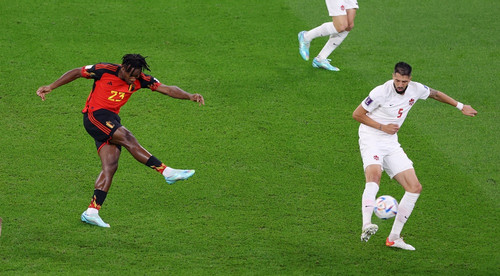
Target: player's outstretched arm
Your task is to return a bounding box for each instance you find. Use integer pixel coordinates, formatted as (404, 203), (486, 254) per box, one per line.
(155, 84), (205, 106)
(36, 68), (83, 101)
(428, 88), (477, 117)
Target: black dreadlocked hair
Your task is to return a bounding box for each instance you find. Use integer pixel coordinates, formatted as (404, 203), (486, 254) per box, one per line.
(394, 61), (412, 76)
(122, 54), (151, 72)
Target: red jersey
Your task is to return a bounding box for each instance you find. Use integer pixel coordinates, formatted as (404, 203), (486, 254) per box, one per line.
(81, 63), (162, 114)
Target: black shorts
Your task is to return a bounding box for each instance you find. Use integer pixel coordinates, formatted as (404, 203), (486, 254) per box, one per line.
(83, 109), (123, 151)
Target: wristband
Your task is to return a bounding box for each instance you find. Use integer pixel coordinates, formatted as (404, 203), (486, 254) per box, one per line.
(456, 102), (464, 111)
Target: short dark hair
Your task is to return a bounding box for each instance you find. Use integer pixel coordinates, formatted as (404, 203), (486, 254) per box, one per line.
(122, 54), (151, 72)
(394, 62), (412, 76)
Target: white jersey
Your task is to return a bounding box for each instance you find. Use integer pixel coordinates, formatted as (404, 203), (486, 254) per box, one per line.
(359, 80), (430, 136)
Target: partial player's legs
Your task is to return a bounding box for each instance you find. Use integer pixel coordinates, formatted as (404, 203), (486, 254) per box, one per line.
(386, 168), (422, 250)
(110, 126), (152, 164)
(314, 9), (356, 71)
(360, 164), (382, 241)
(81, 144), (120, 227)
(110, 126), (195, 184)
(298, 1), (358, 71)
(94, 144), (121, 192)
(298, 21), (340, 70)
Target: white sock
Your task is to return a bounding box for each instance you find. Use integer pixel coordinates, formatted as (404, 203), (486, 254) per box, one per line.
(86, 207), (98, 215)
(389, 192), (420, 241)
(162, 167), (174, 177)
(362, 182), (379, 228)
(304, 22), (338, 41)
(316, 31), (349, 60)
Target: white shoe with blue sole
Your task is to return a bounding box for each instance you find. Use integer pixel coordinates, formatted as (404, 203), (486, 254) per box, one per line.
(312, 57), (340, 71)
(163, 169), (195, 184)
(81, 211), (110, 228)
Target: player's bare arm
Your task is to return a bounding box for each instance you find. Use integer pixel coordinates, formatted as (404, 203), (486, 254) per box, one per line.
(352, 104), (399, 135)
(428, 88), (478, 117)
(155, 84), (205, 106)
(36, 68), (83, 101)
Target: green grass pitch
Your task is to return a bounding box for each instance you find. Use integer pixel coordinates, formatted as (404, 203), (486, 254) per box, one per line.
(0, 0), (498, 274)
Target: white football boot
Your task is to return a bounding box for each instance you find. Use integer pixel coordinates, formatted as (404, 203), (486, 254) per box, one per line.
(386, 237), (416, 250)
(360, 224), (378, 242)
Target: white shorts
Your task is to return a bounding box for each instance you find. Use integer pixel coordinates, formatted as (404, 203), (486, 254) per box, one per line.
(326, 0), (359, 16)
(359, 133), (413, 179)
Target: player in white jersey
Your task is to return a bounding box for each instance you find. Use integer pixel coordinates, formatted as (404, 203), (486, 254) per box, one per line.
(297, 0), (359, 71)
(352, 62), (477, 250)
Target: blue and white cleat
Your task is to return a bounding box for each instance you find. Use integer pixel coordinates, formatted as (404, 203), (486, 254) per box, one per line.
(298, 31), (310, 61)
(312, 57), (340, 71)
(163, 168), (195, 184)
(81, 211), (110, 228)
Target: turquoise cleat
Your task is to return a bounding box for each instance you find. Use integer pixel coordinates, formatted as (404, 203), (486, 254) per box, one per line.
(163, 169), (195, 184)
(312, 58), (340, 71)
(298, 31), (310, 61)
(81, 211), (110, 228)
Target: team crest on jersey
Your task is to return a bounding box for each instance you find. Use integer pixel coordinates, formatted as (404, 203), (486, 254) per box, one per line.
(409, 98), (415, 106)
(373, 155), (379, 161)
(341, 5), (345, 11)
(364, 96), (373, 106)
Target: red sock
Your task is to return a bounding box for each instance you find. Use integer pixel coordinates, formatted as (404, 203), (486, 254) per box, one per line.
(146, 156), (167, 174)
(153, 163), (167, 174)
(88, 189), (107, 210)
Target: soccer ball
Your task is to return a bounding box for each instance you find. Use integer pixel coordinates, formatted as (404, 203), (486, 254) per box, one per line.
(374, 195), (398, 219)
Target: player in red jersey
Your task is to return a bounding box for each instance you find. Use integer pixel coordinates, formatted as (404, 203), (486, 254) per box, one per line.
(36, 54), (205, 227)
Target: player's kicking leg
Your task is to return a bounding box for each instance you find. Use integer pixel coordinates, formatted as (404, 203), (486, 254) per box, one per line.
(111, 127), (196, 185)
